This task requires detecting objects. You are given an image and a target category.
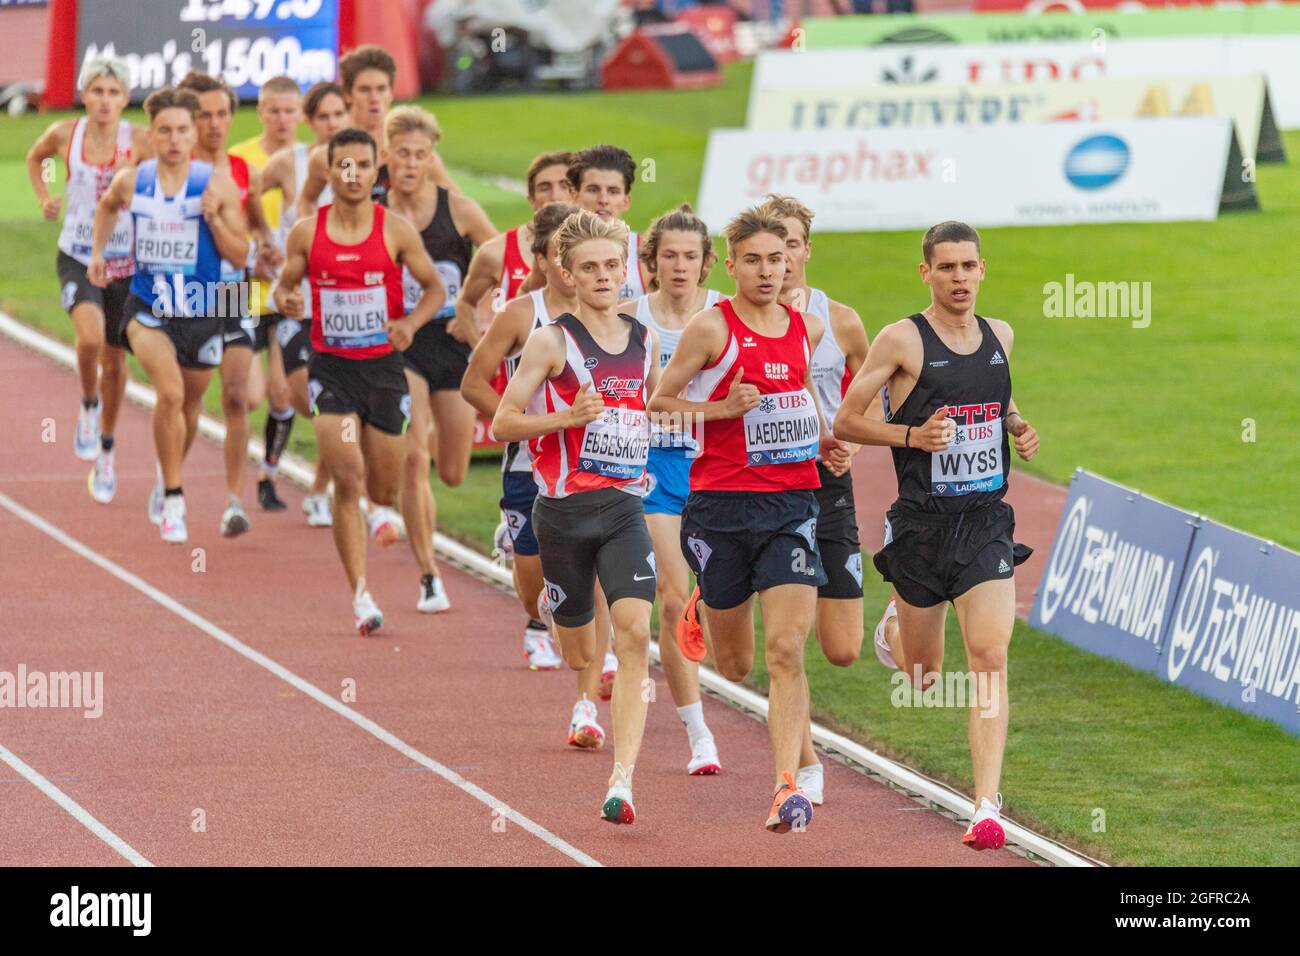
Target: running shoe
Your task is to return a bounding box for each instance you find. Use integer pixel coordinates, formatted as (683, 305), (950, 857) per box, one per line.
(353, 590), (384, 637)
(148, 463), (165, 525)
(74, 400), (100, 461)
(159, 494), (187, 544)
(87, 448), (116, 504)
(417, 574), (451, 613)
(257, 477), (287, 512)
(874, 594), (900, 671)
(220, 499), (251, 538)
(523, 624), (562, 671)
(764, 771), (813, 834)
(600, 762), (636, 825)
(366, 505), (402, 548)
(599, 651), (618, 701)
(677, 584), (707, 663)
(567, 697), (604, 750)
(687, 735), (722, 776)
(302, 493), (333, 528)
(962, 793), (1006, 851)
(796, 763), (824, 806)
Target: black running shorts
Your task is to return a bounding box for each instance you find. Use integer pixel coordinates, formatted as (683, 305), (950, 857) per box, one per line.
(274, 316), (315, 374)
(221, 313), (270, 351)
(872, 500), (1032, 609)
(402, 320), (471, 392)
(532, 485), (657, 628)
(814, 463), (864, 600)
(125, 294), (224, 370)
(679, 488), (827, 611)
(307, 350), (410, 436)
(56, 251), (133, 349)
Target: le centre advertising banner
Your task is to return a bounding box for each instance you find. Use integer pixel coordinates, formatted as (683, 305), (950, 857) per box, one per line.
(696, 118), (1253, 233)
(1032, 470), (1300, 736)
(75, 0), (339, 102)
(751, 36), (1300, 130)
(799, 5), (1300, 47)
(747, 73), (1285, 166)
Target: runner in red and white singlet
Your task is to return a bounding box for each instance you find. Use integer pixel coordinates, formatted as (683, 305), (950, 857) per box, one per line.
(649, 204), (837, 834)
(493, 210), (659, 826)
(274, 128), (446, 637)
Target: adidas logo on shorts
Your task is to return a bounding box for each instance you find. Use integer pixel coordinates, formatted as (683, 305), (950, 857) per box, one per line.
(990, 351), (1006, 365)
(997, 558), (1011, 574)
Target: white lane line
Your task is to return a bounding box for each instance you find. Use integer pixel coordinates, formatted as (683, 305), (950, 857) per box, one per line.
(0, 491), (601, 868)
(0, 742), (153, 867)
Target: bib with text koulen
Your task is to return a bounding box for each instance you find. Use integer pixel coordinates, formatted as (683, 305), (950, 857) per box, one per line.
(931, 417), (1004, 496)
(135, 217), (199, 275)
(320, 286), (389, 350)
(742, 389), (819, 466)
(579, 405), (650, 480)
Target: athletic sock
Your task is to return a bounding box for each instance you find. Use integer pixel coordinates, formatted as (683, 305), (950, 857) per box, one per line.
(100, 435), (115, 453)
(165, 487), (183, 498)
(676, 701), (711, 745)
(526, 618), (546, 631)
(797, 762), (823, 786)
(82, 395), (99, 411)
(263, 406), (295, 470)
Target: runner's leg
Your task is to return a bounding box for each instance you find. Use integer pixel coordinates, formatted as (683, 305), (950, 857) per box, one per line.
(401, 369), (437, 577)
(428, 388), (475, 488)
(952, 577), (1014, 806)
(69, 301), (104, 403)
(128, 323), (186, 488)
(758, 583), (817, 790)
(315, 413), (367, 591)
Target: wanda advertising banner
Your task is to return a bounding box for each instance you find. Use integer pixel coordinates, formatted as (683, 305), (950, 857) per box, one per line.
(974, 0), (1285, 11)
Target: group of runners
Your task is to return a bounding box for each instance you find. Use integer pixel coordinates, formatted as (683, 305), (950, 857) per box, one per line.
(27, 48), (1041, 848)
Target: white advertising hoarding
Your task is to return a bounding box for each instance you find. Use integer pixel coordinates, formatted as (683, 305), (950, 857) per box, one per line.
(750, 36), (1300, 128)
(697, 118), (1252, 232)
(747, 73), (1284, 164)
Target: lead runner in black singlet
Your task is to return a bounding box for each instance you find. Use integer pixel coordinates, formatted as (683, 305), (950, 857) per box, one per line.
(833, 221), (1040, 853)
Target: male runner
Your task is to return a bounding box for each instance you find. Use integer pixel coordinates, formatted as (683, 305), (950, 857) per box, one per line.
(649, 205), (835, 833)
(178, 70), (281, 538)
(833, 220), (1039, 850)
(229, 74), (304, 513)
(260, 80), (350, 527)
(26, 55), (150, 501)
(273, 128), (445, 634)
(493, 210), (659, 824)
(761, 193), (869, 808)
(383, 105), (498, 612)
(620, 203), (724, 776)
(89, 86), (247, 544)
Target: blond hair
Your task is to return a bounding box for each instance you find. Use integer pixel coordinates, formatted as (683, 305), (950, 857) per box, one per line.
(758, 193), (814, 243)
(258, 75), (301, 102)
(554, 210), (629, 271)
(723, 206), (788, 258)
(641, 203), (716, 291)
(384, 105), (442, 146)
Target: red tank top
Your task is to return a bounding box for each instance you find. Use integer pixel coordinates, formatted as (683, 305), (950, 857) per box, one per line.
(498, 226), (532, 301)
(686, 298), (821, 492)
(529, 313), (652, 499)
(228, 154), (250, 208)
(308, 203), (404, 360)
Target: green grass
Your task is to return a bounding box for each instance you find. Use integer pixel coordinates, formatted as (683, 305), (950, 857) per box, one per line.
(3, 62), (1298, 865)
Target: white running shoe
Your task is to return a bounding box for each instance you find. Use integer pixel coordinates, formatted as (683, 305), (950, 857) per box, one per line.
(796, 763), (825, 806)
(366, 505), (402, 548)
(159, 494), (187, 544)
(87, 448), (116, 504)
(523, 624), (562, 671)
(600, 762), (636, 825)
(962, 793), (1006, 851)
(567, 697), (604, 750)
(220, 499), (251, 537)
(353, 590), (384, 636)
(302, 493), (333, 528)
(417, 575), (451, 613)
(492, 518), (513, 560)
(874, 595), (900, 671)
(74, 401), (100, 461)
(148, 463), (165, 525)
(687, 735), (722, 776)
(599, 650), (618, 701)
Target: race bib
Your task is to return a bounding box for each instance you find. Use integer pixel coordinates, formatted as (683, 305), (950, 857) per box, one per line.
(578, 405), (650, 480)
(319, 286), (389, 350)
(135, 217), (199, 275)
(70, 216), (133, 260)
(402, 260), (462, 316)
(742, 389), (819, 466)
(931, 417), (1004, 497)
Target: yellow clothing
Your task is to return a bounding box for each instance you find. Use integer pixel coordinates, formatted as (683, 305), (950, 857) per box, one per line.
(229, 136), (280, 315)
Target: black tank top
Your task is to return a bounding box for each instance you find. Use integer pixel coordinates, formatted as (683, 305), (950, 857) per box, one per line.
(371, 164), (390, 203)
(384, 185), (474, 320)
(886, 313), (1011, 514)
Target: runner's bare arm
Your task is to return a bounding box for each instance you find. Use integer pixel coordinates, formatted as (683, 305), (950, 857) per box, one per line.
(245, 165), (283, 277)
(202, 169), (251, 268)
(493, 327), (603, 441)
(25, 119), (73, 220)
(454, 233), (506, 335)
(835, 319), (952, 452)
(517, 266), (546, 295)
(647, 308), (757, 421)
(387, 213), (447, 350)
(260, 146), (294, 200)
(271, 218), (312, 319)
(129, 126), (155, 163)
(800, 310), (845, 468)
(295, 145), (328, 220)
(987, 319), (1038, 460)
(460, 297), (530, 418)
(87, 165), (137, 287)
(442, 194), (498, 347)
(828, 299), (871, 465)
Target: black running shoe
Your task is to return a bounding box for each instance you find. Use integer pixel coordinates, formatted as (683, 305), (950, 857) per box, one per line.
(258, 477), (287, 512)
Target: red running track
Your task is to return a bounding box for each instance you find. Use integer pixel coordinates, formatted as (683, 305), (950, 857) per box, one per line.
(0, 334), (1034, 867)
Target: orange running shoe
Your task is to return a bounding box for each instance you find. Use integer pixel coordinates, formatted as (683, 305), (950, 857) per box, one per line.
(677, 585), (707, 663)
(764, 771), (813, 833)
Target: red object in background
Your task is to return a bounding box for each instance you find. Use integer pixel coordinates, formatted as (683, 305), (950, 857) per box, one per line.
(676, 4), (738, 63)
(602, 25), (720, 91)
(340, 0), (421, 100)
(43, 0), (77, 110)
